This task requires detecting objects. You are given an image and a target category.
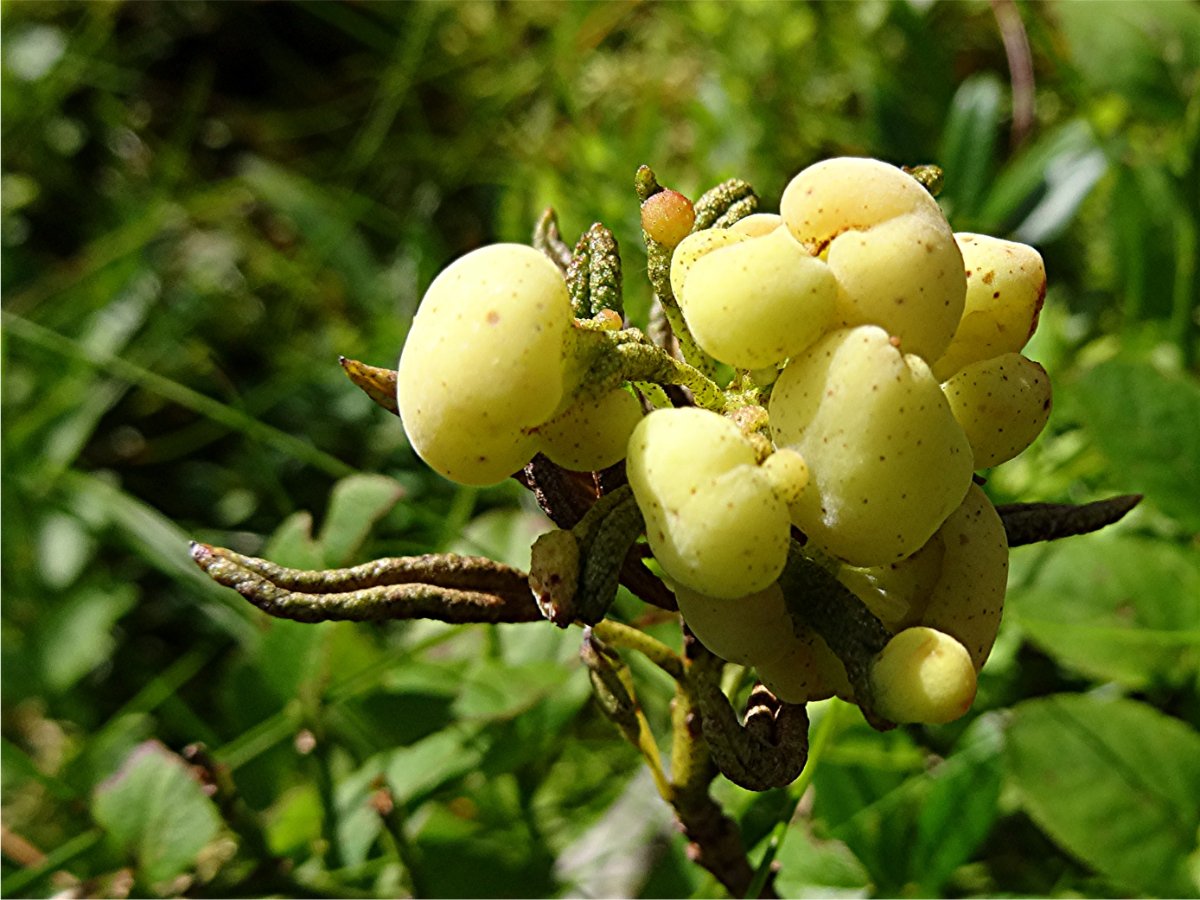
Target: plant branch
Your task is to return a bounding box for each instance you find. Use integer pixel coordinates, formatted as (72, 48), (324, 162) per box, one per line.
(338, 357), (399, 416)
(669, 634), (778, 899)
(592, 618), (686, 681)
(990, 0), (1036, 149)
(998, 494), (1142, 546)
(580, 628), (673, 798)
(533, 207), (573, 272)
(189, 542), (542, 624)
(778, 544), (894, 731)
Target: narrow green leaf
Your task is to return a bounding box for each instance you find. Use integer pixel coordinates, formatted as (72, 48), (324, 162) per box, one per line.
(0, 830), (103, 898)
(60, 470), (257, 642)
(977, 120), (1099, 235)
(1, 737), (79, 801)
(2, 312), (355, 480)
(1011, 145), (1107, 245)
(92, 740), (221, 886)
(1110, 165), (1184, 322)
(237, 157), (387, 309)
(938, 73), (1003, 223)
(1005, 694), (1200, 897)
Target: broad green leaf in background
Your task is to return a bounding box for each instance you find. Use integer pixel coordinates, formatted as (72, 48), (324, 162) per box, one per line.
(265, 783), (323, 858)
(35, 511), (96, 591)
(263, 473), (407, 569)
(1009, 533), (1200, 689)
(384, 725), (490, 808)
(262, 510), (324, 570)
(770, 827), (872, 899)
(333, 755), (391, 870)
(250, 475), (407, 706)
(36, 582), (137, 693)
(812, 718), (927, 893)
(450, 506), (553, 570)
(452, 657), (574, 722)
(910, 714), (1006, 895)
(92, 740), (221, 888)
(409, 799), (557, 899)
(811, 711), (1008, 896)
(555, 769), (683, 900)
(318, 473), (406, 566)
(1005, 694), (1200, 898)
(1070, 357), (1200, 530)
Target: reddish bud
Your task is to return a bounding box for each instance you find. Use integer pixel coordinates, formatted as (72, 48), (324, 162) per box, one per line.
(641, 189), (696, 248)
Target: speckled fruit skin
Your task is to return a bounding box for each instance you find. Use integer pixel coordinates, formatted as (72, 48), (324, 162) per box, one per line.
(728, 212), (784, 237)
(673, 582), (794, 667)
(932, 234), (1046, 381)
(537, 387), (643, 472)
(397, 244), (577, 486)
(838, 482), (1009, 673)
(917, 483), (1009, 671)
(754, 621), (852, 704)
(780, 157), (966, 363)
(769, 325), (973, 566)
(626, 407), (792, 599)
(869, 626), (977, 724)
(837, 537), (946, 632)
(942, 353), (1051, 469)
(674, 226), (838, 369)
(669, 229), (748, 300)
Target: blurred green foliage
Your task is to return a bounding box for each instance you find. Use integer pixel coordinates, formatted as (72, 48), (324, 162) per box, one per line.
(2, 1), (1198, 897)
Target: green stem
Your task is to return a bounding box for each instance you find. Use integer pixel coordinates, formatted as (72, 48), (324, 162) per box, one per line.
(378, 798), (427, 897)
(533, 207), (573, 272)
(580, 629), (673, 799)
(670, 638), (721, 797)
(307, 709), (344, 871)
(0, 830), (103, 898)
(614, 341), (727, 411)
(637, 166), (720, 376)
(592, 618), (685, 682)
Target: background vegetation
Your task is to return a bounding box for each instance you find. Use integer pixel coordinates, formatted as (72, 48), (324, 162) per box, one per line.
(3, 1), (1198, 897)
